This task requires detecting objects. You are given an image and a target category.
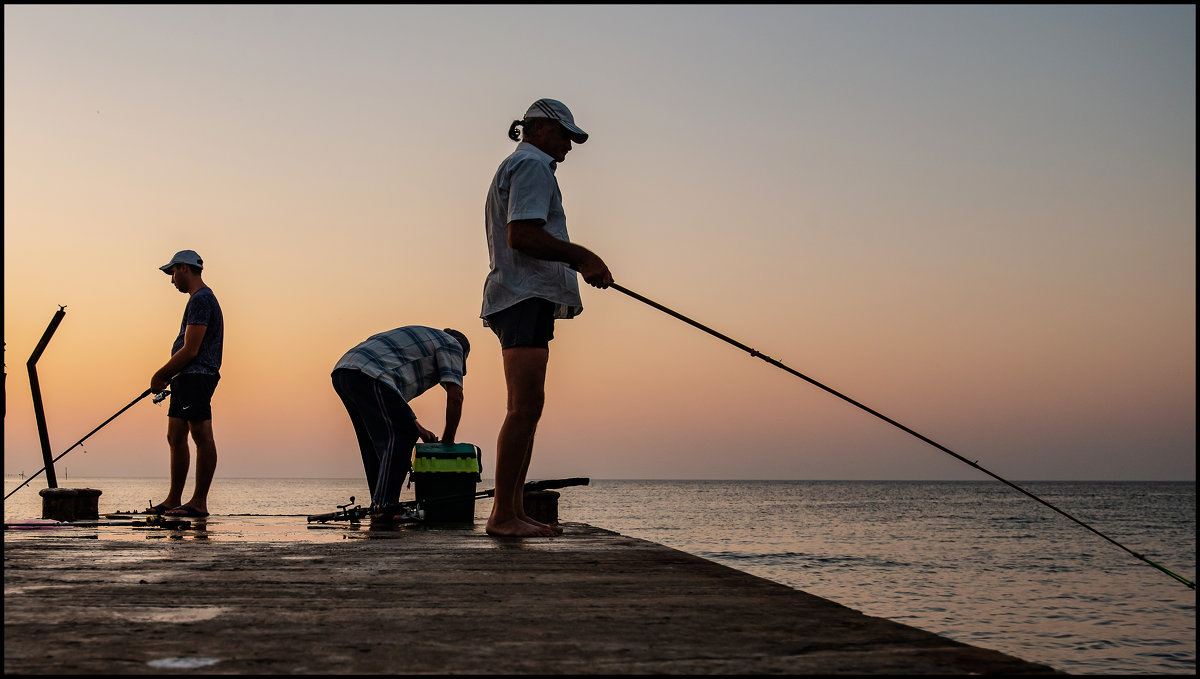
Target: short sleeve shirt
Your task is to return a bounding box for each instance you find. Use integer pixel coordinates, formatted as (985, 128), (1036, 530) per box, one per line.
(173, 286), (223, 376)
(480, 141), (583, 323)
(332, 326), (465, 403)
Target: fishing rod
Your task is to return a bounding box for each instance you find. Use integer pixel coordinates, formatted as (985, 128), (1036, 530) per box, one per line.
(4, 388), (165, 501)
(607, 281), (1195, 590)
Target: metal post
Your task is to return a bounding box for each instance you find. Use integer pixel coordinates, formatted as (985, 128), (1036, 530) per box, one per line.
(27, 306), (66, 489)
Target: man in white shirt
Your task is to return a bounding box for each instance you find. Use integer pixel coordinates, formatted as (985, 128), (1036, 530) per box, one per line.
(481, 98), (613, 537)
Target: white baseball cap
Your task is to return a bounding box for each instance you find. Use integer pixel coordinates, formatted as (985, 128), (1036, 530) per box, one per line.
(159, 249), (203, 273)
(525, 98), (588, 143)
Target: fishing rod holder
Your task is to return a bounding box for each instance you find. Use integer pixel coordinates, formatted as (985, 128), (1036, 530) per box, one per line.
(26, 306), (103, 522)
(38, 488), (103, 522)
(522, 489), (561, 526)
(28, 306), (66, 489)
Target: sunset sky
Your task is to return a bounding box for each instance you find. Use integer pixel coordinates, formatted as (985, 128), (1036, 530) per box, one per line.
(4, 5), (1194, 482)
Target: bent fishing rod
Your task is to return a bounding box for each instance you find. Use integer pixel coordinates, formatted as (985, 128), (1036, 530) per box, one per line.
(606, 281), (1195, 590)
(5, 388), (165, 501)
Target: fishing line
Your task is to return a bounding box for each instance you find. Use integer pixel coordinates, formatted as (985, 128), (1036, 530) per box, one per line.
(608, 281), (1195, 590)
(5, 389), (155, 501)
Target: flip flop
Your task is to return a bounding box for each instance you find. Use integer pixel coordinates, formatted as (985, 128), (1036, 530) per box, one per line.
(146, 503), (172, 515)
(166, 505), (209, 518)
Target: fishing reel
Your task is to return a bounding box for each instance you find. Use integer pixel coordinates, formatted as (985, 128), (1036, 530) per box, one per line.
(152, 390), (171, 405)
(306, 496), (368, 524)
(306, 496), (426, 526)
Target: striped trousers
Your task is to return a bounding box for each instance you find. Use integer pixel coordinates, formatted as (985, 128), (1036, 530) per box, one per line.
(331, 368), (419, 507)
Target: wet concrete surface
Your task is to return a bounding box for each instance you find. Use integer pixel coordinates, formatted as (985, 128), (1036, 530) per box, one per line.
(4, 517), (1063, 674)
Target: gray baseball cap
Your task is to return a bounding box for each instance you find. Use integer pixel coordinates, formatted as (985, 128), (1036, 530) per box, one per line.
(159, 249), (203, 273)
(525, 98), (588, 143)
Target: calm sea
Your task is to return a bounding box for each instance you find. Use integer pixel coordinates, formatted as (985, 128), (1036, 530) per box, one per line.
(4, 476), (1195, 675)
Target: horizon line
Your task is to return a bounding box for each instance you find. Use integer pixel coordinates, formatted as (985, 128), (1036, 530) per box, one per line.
(4, 475), (1195, 483)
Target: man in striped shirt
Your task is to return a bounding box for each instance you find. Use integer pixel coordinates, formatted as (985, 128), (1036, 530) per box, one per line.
(331, 326), (470, 517)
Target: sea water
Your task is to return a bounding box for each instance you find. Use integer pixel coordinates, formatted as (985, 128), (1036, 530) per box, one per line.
(4, 476), (1194, 675)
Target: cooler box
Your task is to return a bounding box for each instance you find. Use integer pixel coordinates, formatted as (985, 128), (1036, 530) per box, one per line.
(411, 443), (483, 523)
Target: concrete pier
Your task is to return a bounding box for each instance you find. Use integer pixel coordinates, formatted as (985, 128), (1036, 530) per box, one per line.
(4, 518), (1061, 674)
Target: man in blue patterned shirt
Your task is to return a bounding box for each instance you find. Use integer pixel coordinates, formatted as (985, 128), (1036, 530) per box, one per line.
(150, 249), (223, 518)
(332, 326), (470, 516)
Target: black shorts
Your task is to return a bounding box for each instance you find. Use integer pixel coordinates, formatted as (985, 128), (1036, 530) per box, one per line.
(168, 373), (220, 421)
(486, 298), (556, 350)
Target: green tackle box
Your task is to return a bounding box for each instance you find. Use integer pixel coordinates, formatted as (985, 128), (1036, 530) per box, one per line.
(411, 443), (483, 523)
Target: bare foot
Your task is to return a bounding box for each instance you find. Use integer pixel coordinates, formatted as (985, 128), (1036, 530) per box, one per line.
(486, 517), (556, 537)
(520, 515), (563, 535)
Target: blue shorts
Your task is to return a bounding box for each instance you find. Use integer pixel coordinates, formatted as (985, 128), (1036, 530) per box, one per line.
(485, 298), (556, 350)
(168, 373), (220, 421)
